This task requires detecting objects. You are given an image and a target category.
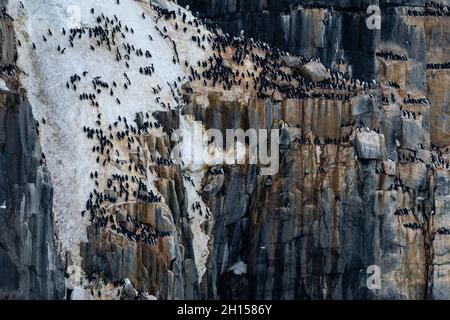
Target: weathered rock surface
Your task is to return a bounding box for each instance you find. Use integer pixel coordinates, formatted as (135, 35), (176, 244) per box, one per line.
(0, 6), (65, 299)
(0, 0), (449, 301)
(355, 131), (386, 160)
(180, 0), (450, 145)
(177, 0), (450, 300)
(298, 61), (330, 82)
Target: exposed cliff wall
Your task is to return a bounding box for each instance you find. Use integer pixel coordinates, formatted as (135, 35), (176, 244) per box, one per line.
(8, 0), (213, 300)
(0, 1), (65, 299)
(181, 95), (429, 299)
(179, 0), (376, 80)
(177, 0), (450, 299)
(179, 0), (450, 146)
(0, 0), (448, 300)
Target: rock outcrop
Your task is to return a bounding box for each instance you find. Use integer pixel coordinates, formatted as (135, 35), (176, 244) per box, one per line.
(298, 61), (330, 83)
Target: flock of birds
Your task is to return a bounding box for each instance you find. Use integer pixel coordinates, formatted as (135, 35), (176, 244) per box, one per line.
(407, 1), (450, 16)
(388, 177), (412, 193)
(430, 146), (450, 170)
(193, 33), (376, 101)
(401, 110), (421, 120)
(5, 0), (450, 261)
(394, 208), (414, 217)
(55, 2), (381, 249)
(426, 62), (450, 70)
(403, 222), (423, 230)
(29, 3), (202, 248)
(376, 51), (408, 62)
(403, 95), (431, 105)
(292, 135), (351, 146)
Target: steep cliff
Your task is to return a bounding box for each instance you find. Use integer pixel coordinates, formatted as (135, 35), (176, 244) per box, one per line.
(0, 0), (448, 300)
(178, 0), (450, 299)
(0, 2), (65, 299)
(180, 0), (450, 145)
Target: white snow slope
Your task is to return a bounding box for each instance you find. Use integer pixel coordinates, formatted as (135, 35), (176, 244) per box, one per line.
(9, 0), (213, 279)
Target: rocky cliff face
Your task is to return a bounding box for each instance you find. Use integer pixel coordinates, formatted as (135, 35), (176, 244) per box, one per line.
(180, 0), (450, 146)
(0, 3), (65, 299)
(178, 0), (450, 299)
(0, 0), (448, 300)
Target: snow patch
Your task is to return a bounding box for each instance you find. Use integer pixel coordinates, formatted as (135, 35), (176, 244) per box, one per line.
(228, 261), (247, 275)
(0, 78), (10, 92)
